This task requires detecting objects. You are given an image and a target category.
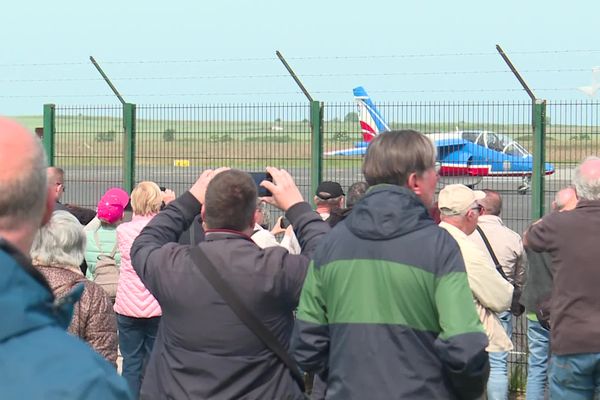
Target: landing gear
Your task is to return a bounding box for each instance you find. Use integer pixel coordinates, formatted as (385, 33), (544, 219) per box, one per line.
(517, 177), (530, 195)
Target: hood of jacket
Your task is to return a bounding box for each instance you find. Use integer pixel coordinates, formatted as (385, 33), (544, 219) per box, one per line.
(345, 184), (435, 240)
(0, 249), (80, 343)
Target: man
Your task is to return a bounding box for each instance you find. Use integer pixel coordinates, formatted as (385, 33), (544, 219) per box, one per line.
(520, 186), (577, 400)
(47, 166), (67, 211)
(293, 130), (490, 400)
(0, 117), (131, 399)
(130, 168), (330, 399)
(314, 180), (345, 220)
(328, 181), (368, 227)
(525, 157), (600, 399)
(438, 185), (514, 360)
(468, 189), (526, 400)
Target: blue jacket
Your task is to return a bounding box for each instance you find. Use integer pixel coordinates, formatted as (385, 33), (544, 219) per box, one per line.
(0, 241), (132, 399)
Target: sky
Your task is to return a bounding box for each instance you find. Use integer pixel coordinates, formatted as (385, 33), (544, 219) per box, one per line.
(2, 0), (599, 115)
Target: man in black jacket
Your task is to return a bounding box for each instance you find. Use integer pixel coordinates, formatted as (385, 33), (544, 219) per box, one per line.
(131, 167), (330, 400)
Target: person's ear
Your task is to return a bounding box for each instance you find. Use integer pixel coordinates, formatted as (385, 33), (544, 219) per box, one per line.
(253, 208), (261, 225)
(407, 172), (422, 196)
(40, 185), (55, 226)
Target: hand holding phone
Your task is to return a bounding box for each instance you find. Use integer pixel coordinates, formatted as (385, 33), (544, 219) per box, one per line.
(249, 172), (273, 197)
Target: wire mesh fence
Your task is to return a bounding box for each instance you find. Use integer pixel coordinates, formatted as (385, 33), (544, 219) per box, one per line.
(47, 99), (600, 394)
(53, 105), (123, 207)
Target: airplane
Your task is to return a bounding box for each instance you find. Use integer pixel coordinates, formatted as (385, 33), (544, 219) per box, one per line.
(325, 86), (555, 193)
(578, 66), (600, 97)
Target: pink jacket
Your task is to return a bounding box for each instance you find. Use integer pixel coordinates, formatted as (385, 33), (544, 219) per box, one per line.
(114, 214), (162, 318)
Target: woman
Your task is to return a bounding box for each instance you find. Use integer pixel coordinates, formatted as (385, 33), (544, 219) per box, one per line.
(115, 181), (164, 397)
(84, 188), (129, 300)
(30, 210), (118, 366)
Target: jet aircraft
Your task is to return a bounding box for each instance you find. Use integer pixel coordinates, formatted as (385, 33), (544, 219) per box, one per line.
(326, 86), (555, 193)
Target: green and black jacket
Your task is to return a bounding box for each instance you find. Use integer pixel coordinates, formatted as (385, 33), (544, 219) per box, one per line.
(292, 185), (490, 400)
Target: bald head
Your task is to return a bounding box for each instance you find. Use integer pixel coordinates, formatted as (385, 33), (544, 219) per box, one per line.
(479, 189), (502, 216)
(573, 156), (600, 201)
(0, 117), (49, 242)
(552, 186), (578, 212)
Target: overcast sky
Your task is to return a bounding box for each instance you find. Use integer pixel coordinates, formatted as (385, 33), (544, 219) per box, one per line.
(1, 0), (599, 114)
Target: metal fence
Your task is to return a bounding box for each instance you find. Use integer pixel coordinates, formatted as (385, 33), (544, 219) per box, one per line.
(42, 100), (600, 392)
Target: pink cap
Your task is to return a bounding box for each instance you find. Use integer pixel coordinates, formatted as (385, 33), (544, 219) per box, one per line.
(97, 188), (129, 224)
(102, 188), (129, 207)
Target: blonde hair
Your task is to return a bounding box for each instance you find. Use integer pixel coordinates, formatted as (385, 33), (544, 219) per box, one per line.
(131, 181), (162, 216)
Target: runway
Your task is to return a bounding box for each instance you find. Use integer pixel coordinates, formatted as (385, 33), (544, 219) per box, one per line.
(62, 165), (575, 235)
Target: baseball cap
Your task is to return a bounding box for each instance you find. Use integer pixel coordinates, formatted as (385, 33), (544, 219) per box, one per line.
(315, 181), (344, 200)
(97, 188), (129, 224)
(438, 184), (485, 215)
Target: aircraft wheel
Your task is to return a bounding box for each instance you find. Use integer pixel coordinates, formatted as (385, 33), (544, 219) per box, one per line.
(517, 185), (528, 195)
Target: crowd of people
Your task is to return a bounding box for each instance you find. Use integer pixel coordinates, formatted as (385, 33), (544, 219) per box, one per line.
(1, 115), (600, 399)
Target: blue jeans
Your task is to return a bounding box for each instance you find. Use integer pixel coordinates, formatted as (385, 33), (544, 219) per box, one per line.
(549, 353), (600, 400)
(117, 314), (161, 398)
(526, 318), (550, 400)
(487, 311), (512, 400)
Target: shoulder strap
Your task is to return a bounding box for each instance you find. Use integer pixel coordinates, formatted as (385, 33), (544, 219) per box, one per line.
(189, 246), (305, 392)
(94, 230), (118, 258)
(476, 225), (509, 281)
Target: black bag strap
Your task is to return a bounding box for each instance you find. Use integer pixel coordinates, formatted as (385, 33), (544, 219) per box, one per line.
(189, 246), (305, 392)
(476, 226), (509, 282)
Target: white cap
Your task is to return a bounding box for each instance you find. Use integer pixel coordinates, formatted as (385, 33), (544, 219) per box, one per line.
(438, 184), (486, 215)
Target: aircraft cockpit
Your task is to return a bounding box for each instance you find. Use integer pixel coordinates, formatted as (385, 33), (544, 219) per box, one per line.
(462, 131), (529, 158)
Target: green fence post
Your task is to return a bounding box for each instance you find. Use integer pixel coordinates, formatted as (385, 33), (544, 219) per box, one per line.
(531, 100), (546, 220)
(123, 103), (136, 194)
(42, 104), (55, 165)
(310, 100), (323, 199)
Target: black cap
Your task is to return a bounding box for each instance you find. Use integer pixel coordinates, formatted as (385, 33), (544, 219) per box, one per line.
(316, 181), (344, 200)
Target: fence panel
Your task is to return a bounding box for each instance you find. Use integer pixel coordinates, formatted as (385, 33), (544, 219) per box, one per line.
(545, 101), (600, 205)
(53, 105), (123, 208)
(324, 101), (535, 233)
(134, 103), (312, 203)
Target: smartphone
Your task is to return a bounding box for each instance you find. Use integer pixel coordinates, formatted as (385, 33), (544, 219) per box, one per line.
(249, 172), (273, 197)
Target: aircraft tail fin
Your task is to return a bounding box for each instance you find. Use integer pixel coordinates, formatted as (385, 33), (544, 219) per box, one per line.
(353, 86), (390, 142)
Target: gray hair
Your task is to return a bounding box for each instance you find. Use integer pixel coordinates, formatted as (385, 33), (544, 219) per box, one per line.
(0, 132), (48, 230)
(573, 156), (600, 201)
(30, 211), (86, 267)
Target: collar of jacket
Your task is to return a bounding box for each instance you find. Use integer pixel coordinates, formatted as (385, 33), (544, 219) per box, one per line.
(477, 214), (504, 226)
(439, 221), (468, 240)
(131, 213), (157, 222)
(204, 229), (255, 242)
(574, 199), (600, 210)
